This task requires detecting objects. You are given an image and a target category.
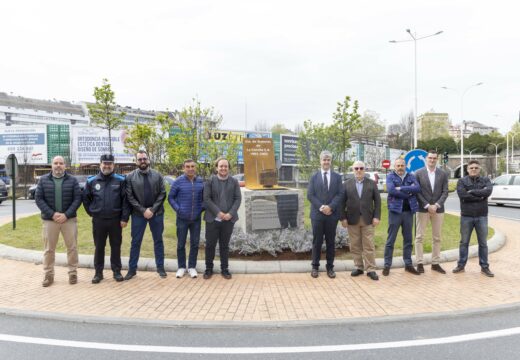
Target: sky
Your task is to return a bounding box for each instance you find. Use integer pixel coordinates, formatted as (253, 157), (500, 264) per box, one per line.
(1, 0), (519, 134)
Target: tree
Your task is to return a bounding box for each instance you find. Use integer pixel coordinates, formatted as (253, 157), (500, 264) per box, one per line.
(329, 96), (361, 173)
(254, 120), (269, 132)
(353, 110), (385, 140)
(417, 136), (458, 154)
(387, 111), (413, 150)
(270, 123), (293, 134)
(296, 119), (334, 179)
(88, 78), (126, 155)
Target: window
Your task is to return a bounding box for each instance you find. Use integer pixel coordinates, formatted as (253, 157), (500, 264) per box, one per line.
(493, 175), (510, 185)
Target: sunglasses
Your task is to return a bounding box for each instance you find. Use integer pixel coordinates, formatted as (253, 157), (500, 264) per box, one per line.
(137, 158), (148, 162)
(353, 167), (365, 170)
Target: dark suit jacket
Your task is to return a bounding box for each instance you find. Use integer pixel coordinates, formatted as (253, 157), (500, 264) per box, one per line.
(415, 167), (449, 213)
(307, 170), (344, 221)
(203, 175), (242, 223)
(340, 177), (381, 225)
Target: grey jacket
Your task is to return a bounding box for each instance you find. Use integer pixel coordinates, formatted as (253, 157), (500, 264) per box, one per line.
(340, 177), (381, 226)
(203, 175), (241, 223)
(126, 169), (166, 216)
(415, 167), (449, 213)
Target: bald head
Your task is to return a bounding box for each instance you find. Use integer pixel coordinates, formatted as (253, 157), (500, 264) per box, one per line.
(51, 156), (65, 178)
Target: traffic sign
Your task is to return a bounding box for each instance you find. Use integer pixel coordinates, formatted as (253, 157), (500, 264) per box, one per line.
(5, 154), (18, 178)
(382, 159), (391, 169)
(404, 149), (427, 173)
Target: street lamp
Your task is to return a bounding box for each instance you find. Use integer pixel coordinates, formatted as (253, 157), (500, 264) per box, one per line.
(489, 142), (503, 173)
(511, 132), (517, 165)
(466, 148), (477, 160)
(390, 29), (443, 149)
(441, 82), (483, 176)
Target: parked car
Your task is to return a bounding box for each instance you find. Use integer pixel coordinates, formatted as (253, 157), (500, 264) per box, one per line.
(164, 175), (176, 186)
(341, 172), (386, 192)
(28, 183), (38, 199)
(488, 174), (520, 206)
(233, 173), (245, 187)
(0, 179), (8, 204)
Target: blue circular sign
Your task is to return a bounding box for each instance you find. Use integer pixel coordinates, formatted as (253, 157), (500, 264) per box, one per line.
(404, 149), (428, 174)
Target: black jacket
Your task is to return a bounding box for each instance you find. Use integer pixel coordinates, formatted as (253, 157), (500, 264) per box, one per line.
(126, 169), (166, 216)
(35, 172), (82, 220)
(457, 175), (493, 217)
(82, 172), (130, 221)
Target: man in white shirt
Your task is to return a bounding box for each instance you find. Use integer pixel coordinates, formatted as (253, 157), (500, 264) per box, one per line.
(414, 150), (449, 274)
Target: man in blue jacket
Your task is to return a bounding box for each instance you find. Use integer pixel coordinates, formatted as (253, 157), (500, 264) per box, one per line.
(168, 159), (204, 279)
(383, 157), (421, 276)
(307, 151), (344, 279)
(83, 154), (130, 284)
(35, 156), (82, 287)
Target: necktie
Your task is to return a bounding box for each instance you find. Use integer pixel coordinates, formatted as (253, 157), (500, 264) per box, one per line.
(323, 172), (328, 192)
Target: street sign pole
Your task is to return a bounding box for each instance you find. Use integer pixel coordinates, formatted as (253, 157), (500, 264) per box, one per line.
(11, 155), (16, 230)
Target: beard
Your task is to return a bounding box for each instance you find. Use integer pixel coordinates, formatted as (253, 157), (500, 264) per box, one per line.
(139, 162), (149, 170)
(101, 168), (113, 175)
(52, 168), (64, 178)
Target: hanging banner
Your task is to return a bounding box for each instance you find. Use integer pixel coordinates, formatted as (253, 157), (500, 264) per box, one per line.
(71, 127), (134, 164)
(0, 125), (47, 164)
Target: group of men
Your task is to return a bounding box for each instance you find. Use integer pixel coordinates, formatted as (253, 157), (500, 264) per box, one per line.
(35, 152), (241, 287)
(308, 150), (494, 280)
(35, 148), (494, 287)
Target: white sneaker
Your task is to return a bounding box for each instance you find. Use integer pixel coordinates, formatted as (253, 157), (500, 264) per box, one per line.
(188, 268), (198, 278)
(176, 268), (186, 278)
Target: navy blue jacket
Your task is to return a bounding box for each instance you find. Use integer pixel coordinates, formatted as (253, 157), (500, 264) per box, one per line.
(35, 172), (82, 220)
(82, 172), (130, 221)
(168, 175), (204, 221)
(307, 170), (344, 221)
(386, 171), (421, 213)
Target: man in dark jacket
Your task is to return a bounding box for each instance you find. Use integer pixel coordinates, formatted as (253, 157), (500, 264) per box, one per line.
(168, 159), (204, 279)
(35, 156), (82, 287)
(340, 161), (381, 281)
(383, 157), (421, 276)
(124, 150), (167, 280)
(307, 151), (344, 279)
(83, 154), (130, 284)
(203, 157), (241, 280)
(453, 160), (494, 277)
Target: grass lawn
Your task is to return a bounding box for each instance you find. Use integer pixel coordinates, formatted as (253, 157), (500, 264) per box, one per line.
(0, 193), (491, 260)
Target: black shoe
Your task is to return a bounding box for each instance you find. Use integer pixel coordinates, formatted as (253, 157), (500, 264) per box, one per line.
(481, 267), (494, 277)
(91, 272), (103, 284)
(327, 269), (336, 279)
(311, 269), (319, 278)
(367, 271), (379, 281)
(221, 269), (232, 279)
(452, 265), (465, 273)
(382, 267), (390, 276)
(417, 264), (424, 273)
(124, 270), (136, 281)
(203, 269), (213, 279)
(157, 267), (167, 278)
(351, 269), (364, 277)
(431, 264), (446, 274)
(405, 265), (420, 275)
(113, 271), (124, 282)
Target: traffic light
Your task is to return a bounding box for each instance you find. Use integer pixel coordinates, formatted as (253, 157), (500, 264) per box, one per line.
(443, 152), (449, 164)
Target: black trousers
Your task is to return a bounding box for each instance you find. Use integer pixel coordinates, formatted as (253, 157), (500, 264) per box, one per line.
(311, 217), (338, 270)
(205, 220), (234, 271)
(92, 217), (122, 272)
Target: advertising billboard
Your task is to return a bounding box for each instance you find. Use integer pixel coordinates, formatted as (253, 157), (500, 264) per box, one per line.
(0, 125), (48, 164)
(71, 127), (134, 164)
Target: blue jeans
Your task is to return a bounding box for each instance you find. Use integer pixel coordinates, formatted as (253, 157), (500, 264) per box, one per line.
(176, 218), (201, 269)
(384, 211), (414, 267)
(129, 214), (165, 271)
(457, 216), (489, 268)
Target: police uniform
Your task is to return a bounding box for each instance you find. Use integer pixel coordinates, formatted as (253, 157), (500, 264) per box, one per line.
(82, 155), (130, 281)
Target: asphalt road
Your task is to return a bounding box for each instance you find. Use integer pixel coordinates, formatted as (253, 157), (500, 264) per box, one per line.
(1, 306), (520, 360)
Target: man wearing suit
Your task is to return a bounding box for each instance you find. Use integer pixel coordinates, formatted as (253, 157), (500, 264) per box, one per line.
(414, 150), (449, 274)
(340, 161), (381, 281)
(308, 151), (344, 278)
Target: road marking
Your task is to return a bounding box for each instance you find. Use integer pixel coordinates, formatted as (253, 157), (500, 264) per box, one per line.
(1, 327), (520, 353)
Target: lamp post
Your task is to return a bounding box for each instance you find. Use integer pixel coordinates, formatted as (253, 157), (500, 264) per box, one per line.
(390, 29), (443, 149)
(489, 142), (502, 174)
(466, 148), (477, 160)
(441, 82), (483, 177)
(511, 132), (517, 165)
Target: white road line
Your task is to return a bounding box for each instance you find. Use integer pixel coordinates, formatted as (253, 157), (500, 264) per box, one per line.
(1, 327), (520, 354)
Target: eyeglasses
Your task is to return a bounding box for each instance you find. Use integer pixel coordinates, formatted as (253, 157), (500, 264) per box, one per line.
(353, 167), (365, 170)
(468, 167), (480, 170)
(137, 158), (148, 162)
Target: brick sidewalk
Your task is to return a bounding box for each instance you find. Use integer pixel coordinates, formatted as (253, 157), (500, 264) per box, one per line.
(0, 216), (517, 323)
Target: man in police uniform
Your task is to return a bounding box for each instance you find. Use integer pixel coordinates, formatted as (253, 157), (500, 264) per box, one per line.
(83, 154), (130, 284)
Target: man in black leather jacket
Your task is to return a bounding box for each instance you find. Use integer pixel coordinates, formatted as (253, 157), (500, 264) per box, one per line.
(124, 150), (167, 280)
(453, 160), (494, 277)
